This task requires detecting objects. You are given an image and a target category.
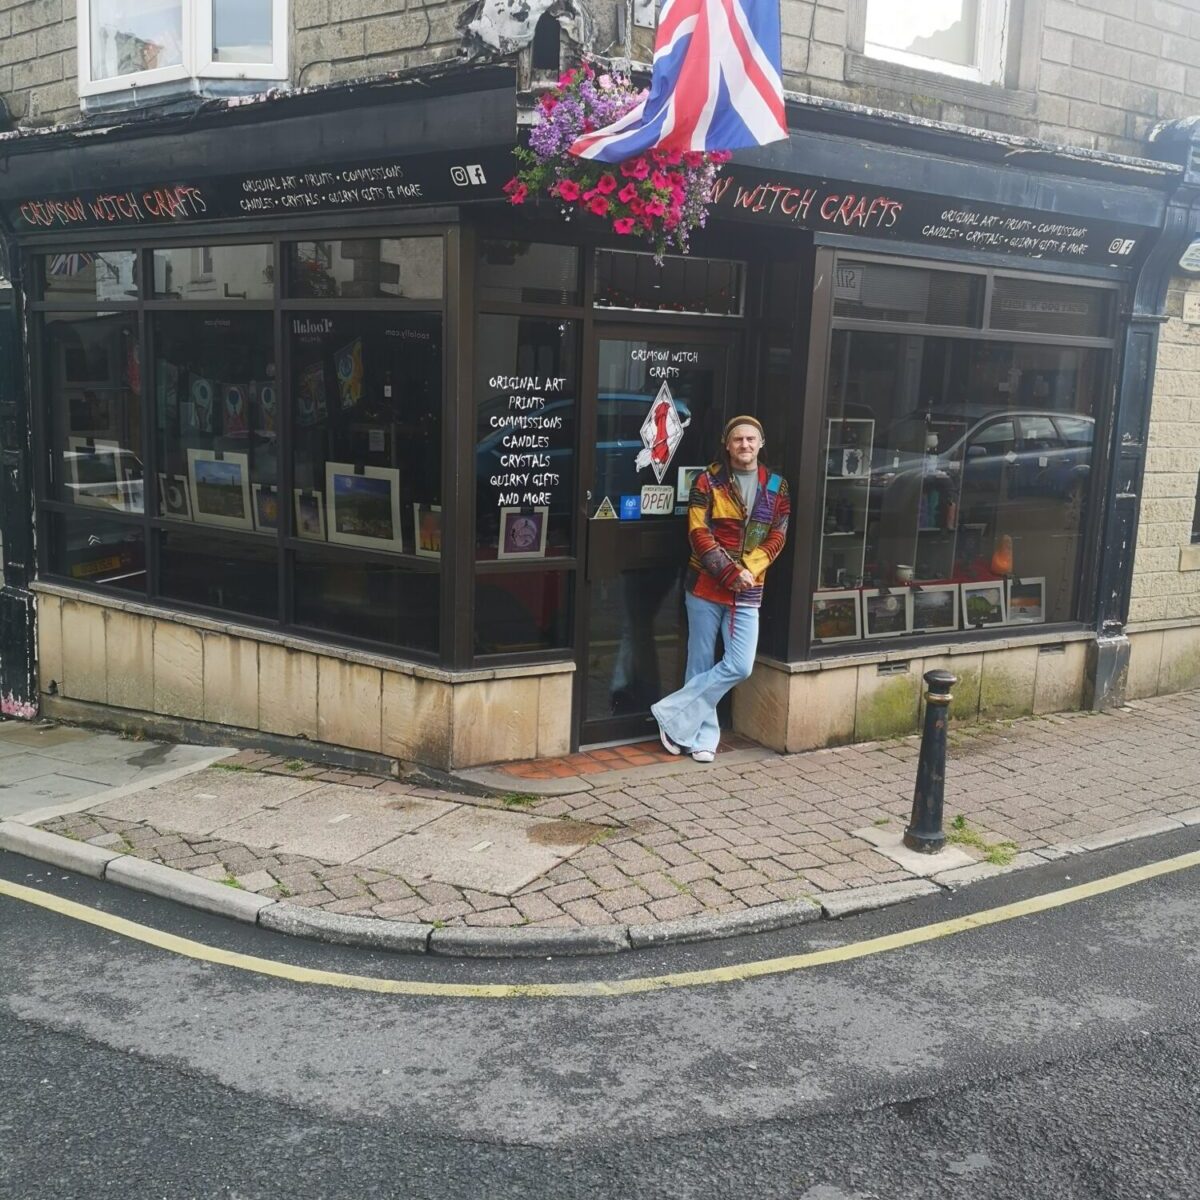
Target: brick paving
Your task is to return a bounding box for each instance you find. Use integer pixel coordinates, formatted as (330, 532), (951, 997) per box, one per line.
(38, 691), (1200, 930)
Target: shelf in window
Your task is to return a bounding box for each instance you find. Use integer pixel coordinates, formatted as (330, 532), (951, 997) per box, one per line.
(824, 530), (860, 536)
(824, 475), (870, 482)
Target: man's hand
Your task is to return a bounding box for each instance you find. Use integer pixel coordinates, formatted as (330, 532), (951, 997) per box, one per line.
(733, 568), (756, 592)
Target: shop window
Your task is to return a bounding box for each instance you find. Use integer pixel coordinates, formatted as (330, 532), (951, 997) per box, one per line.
(833, 260), (984, 327)
(288, 239), (444, 301)
(45, 312), (144, 513)
(288, 311), (442, 645)
(48, 510), (145, 592)
(478, 241), (580, 306)
(813, 329), (1104, 644)
(863, 0), (1008, 84)
(150, 310), (277, 617)
(78, 0), (287, 99)
(153, 244), (273, 301)
(42, 251), (138, 303)
(990, 277), (1114, 339)
(475, 571), (572, 654)
(158, 526), (278, 618)
(474, 315), (578, 561)
(293, 547), (439, 654)
(594, 250), (743, 316)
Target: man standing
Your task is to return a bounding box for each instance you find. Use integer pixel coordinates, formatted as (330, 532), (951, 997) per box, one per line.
(652, 416), (790, 763)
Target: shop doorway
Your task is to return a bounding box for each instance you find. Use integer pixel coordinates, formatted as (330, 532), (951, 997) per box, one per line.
(579, 330), (734, 745)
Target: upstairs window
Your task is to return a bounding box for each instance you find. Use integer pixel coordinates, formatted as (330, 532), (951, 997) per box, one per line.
(863, 0), (1008, 85)
(78, 0), (287, 98)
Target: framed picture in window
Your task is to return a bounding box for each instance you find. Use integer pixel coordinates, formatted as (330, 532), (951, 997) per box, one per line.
(157, 473), (192, 521)
(811, 590), (862, 643)
(911, 585), (959, 634)
(252, 483), (280, 533)
(960, 581), (1007, 629)
(862, 588), (911, 639)
(186, 448), (252, 530)
(325, 462), (403, 552)
(1008, 577), (1046, 624)
(293, 488), (326, 541)
(497, 506), (549, 559)
(413, 503), (442, 558)
(66, 437), (124, 510)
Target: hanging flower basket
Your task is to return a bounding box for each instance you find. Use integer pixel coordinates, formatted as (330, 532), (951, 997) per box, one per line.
(503, 62), (731, 260)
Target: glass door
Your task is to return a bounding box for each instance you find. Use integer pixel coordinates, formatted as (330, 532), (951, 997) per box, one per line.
(580, 332), (732, 744)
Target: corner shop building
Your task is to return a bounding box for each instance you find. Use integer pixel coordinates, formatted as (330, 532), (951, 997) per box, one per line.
(2, 64), (1191, 770)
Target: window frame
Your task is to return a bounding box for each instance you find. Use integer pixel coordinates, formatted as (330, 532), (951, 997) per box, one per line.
(795, 247), (1121, 660)
(29, 227), (450, 665)
(77, 0), (288, 98)
(861, 0), (1009, 85)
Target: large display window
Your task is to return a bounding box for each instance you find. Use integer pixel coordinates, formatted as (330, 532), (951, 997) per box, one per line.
(811, 257), (1115, 646)
(33, 236), (447, 659)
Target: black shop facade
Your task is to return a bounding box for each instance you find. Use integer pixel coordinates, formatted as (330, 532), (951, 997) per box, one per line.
(0, 64), (1177, 768)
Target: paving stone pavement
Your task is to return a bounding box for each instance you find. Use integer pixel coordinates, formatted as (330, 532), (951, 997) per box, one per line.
(35, 691), (1200, 930)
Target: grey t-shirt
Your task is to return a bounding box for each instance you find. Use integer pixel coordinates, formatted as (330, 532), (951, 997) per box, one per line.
(735, 469), (758, 517)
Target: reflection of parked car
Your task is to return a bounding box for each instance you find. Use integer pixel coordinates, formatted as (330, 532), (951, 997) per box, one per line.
(871, 410), (1093, 504)
(63, 445), (145, 512)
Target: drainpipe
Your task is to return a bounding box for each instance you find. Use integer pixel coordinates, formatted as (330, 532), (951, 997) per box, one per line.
(1085, 118), (1200, 709)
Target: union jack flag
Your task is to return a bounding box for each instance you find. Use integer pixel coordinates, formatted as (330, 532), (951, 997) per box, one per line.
(569, 0), (787, 163)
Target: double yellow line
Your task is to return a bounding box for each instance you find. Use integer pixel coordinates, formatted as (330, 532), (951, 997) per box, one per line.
(3, 848), (1197, 1000)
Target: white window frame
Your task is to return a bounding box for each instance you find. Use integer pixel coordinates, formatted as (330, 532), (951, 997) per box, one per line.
(195, 0), (288, 81)
(77, 0), (287, 97)
(863, 0), (1009, 85)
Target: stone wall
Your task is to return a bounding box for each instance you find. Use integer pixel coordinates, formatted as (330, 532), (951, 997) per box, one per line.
(778, 0), (1200, 158)
(1128, 274), (1200, 629)
(34, 587), (573, 769)
(3, 0), (1197, 151)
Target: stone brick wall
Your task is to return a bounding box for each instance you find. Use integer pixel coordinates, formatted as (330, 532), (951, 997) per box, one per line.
(2, 0), (1197, 148)
(776, 0), (1200, 158)
(1128, 274), (1200, 628)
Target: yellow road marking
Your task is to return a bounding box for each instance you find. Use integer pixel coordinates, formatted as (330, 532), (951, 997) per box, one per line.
(2, 848), (1197, 999)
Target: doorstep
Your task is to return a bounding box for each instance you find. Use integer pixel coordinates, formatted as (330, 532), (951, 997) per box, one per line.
(454, 734), (774, 795)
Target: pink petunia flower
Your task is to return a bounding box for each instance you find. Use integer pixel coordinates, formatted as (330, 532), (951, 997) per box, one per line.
(556, 178), (581, 201)
(613, 217), (636, 235)
(651, 170), (671, 191)
(620, 157), (651, 180)
(645, 198), (666, 217)
(507, 182), (528, 205)
(618, 182), (639, 203)
(595, 173), (618, 194)
(588, 196), (610, 216)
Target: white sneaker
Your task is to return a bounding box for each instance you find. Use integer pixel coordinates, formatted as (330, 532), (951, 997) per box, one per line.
(658, 726), (682, 755)
(691, 749), (716, 763)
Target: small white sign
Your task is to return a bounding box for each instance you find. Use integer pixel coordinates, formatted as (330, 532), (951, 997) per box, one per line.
(1179, 239), (1200, 274)
(1184, 293), (1200, 325)
(834, 263), (863, 301)
(640, 484), (675, 516)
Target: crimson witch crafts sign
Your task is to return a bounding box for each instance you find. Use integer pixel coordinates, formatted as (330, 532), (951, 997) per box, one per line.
(709, 169), (1148, 268)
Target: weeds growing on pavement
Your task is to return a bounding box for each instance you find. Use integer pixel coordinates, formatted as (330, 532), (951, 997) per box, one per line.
(501, 792), (539, 809)
(948, 814), (1018, 866)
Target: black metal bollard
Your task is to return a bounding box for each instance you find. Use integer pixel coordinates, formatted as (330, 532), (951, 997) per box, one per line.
(904, 669), (957, 853)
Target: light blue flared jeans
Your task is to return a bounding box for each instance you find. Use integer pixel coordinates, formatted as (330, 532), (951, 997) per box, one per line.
(651, 591), (759, 754)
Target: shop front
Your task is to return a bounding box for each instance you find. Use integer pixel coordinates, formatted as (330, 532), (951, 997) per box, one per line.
(0, 65), (1180, 767)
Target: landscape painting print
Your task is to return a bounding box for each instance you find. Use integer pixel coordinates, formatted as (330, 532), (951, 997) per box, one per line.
(961, 581), (1006, 629)
(326, 462), (402, 552)
(187, 449), (252, 530)
(811, 590), (860, 643)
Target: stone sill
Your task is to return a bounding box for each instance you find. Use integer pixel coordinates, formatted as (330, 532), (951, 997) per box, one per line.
(1126, 616), (1200, 635)
(31, 581), (575, 685)
(843, 53), (1037, 118)
(757, 626), (1096, 675)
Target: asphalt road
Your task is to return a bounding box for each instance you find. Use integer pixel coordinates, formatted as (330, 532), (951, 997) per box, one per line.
(2, 826), (1199, 1199)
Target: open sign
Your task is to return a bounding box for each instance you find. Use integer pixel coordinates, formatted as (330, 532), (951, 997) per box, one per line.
(640, 484), (676, 516)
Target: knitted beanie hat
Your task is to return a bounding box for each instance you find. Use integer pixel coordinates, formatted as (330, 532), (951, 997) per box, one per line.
(723, 414), (765, 442)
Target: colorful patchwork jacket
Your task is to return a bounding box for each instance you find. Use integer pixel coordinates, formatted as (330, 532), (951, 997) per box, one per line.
(687, 462), (790, 608)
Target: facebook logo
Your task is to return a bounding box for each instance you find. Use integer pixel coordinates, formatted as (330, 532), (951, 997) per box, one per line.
(451, 165), (487, 186)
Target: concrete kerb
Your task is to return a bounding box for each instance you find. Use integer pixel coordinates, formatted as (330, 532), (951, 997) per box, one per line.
(5, 818), (1196, 958)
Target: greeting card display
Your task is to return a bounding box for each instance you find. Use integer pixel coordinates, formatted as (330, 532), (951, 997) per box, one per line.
(296, 363), (328, 427)
(335, 338), (364, 409)
(497, 506), (549, 559)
